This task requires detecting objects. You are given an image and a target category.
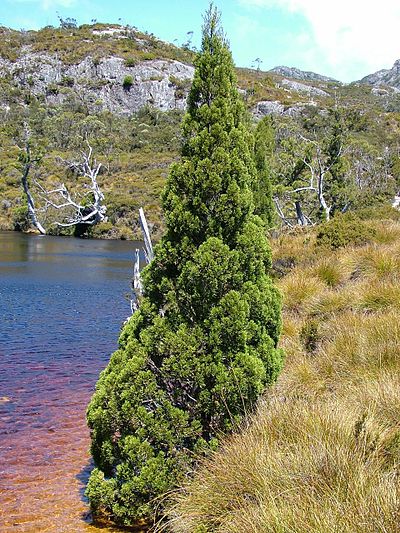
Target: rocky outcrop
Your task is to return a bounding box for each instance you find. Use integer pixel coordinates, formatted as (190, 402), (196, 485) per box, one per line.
(253, 100), (285, 117)
(279, 78), (329, 97)
(360, 60), (400, 89)
(253, 100), (316, 119)
(269, 65), (338, 83)
(0, 50), (194, 115)
(1, 48), (330, 118)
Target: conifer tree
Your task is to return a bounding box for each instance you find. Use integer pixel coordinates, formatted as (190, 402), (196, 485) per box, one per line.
(86, 5), (282, 526)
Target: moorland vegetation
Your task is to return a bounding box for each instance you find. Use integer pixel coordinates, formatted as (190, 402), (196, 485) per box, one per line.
(168, 207), (400, 533)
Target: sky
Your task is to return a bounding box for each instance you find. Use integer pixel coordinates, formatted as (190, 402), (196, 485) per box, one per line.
(1, 0), (400, 82)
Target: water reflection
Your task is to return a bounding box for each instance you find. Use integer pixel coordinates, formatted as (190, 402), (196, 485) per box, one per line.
(0, 231), (141, 532)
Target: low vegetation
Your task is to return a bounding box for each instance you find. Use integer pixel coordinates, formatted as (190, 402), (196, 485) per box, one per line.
(0, 23), (194, 65)
(0, 104), (183, 239)
(166, 208), (400, 532)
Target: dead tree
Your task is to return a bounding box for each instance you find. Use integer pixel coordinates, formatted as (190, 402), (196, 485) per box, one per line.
(130, 208), (154, 313)
(275, 131), (345, 226)
(38, 140), (106, 229)
(20, 140), (47, 235)
(286, 135), (344, 222)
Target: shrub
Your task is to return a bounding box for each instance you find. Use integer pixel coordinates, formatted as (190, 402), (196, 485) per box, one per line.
(356, 204), (400, 222)
(60, 75), (74, 87)
(46, 82), (59, 95)
(300, 319), (320, 353)
(122, 75), (133, 90)
(313, 257), (348, 287)
(124, 57), (137, 67)
(169, 75), (192, 99)
(12, 205), (29, 231)
(316, 214), (375, 249)
(86, 6), (282, 527)
(280, 272), (325, 313)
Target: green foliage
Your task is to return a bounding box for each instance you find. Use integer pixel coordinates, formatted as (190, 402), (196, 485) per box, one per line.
(0, 90), (184, 237)
(122, 75), (133, 90)
(12, 204), (29, 231)
(355, 204), (400, 222)
(2, 21), (399, 239)
(169, 75), (192, 100)
(316, 214), (376, 249)
(124, 57), (137, 67)
(60, 75), (74, 87)
(46, 82), (59, 95)
(253, 116), (275, 227)
(86, 6), (283, 526)
(58, 16), (77, 30)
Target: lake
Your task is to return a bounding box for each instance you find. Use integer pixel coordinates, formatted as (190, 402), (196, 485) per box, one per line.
(0, 231), (140, 532)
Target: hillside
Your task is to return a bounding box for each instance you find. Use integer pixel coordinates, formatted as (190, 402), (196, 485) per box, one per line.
(269, 65), (338, 83)
(360, 59), (400, 89)
(1, 23), (400, 239)
(167, 208), (400, 532)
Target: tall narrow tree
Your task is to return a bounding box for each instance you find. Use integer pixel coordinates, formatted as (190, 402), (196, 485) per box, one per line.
(86, 5), (283, 526)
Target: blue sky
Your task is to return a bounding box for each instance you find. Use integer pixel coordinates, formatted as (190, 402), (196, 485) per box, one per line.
(1, 0), (400, 82)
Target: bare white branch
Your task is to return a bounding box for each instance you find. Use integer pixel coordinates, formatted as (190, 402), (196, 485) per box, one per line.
(273, 197), (294, 228)
(139, 207), (154, 262)
(38, 141), (106, 228)
(20, 125), (46, 235)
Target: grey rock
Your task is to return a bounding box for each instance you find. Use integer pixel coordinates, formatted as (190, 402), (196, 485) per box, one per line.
(372, 86), (390, 96)
(279, 78), (329, 97)
(269, 65), (338, 83)
(253, 100), (314, 119)
(360, 59), (400, 89)
(1, 51), (195, 115)
(253, 100), (285, 118)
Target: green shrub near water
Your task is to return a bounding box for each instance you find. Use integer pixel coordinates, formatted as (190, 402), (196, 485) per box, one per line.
(12, 205), (29, 231)
(86, 6), (283, 527)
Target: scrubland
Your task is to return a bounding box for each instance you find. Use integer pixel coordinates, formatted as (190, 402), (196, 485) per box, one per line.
(166, 213), (400, 533)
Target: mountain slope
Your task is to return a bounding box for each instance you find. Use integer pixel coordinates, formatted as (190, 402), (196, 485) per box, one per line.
(360, 59), (400, 89)
(269, 65), (338, 83)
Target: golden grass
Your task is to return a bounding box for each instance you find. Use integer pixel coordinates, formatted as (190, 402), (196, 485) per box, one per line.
(279, 272), (326, 313)
(165, 218), (400, 533)
(366, 220), (400, 244)
(312, 256), (352, 287)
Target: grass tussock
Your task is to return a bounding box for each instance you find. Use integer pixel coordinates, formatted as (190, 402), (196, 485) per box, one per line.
(165, 217), (400, 533)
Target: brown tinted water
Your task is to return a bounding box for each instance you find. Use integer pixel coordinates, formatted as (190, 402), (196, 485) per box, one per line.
(0, 231), (140, 532)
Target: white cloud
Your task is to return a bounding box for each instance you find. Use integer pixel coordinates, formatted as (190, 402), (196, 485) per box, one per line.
(239, 0), (400, 81)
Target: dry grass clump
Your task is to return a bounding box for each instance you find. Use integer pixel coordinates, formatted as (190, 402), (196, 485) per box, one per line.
(307, 288), (355, 317)
(367, 219), (400, 244)
(358, 281), (400, 312)
(165, 220), (400, 533)
(168, 397), (400, 533)
(312, 256), (352, 287)
(348, 244), (400, 280)
(278, 272), (326, 313)
(271, 229), (316, 274)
